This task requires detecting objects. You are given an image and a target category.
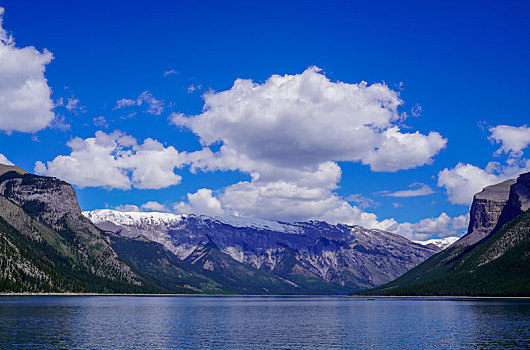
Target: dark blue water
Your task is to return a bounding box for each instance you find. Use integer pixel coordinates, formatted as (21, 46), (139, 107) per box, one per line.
(0, 296), (529, 349)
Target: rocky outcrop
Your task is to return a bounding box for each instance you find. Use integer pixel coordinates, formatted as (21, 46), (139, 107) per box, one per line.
(459, 172), (530, 246)
(0, 166), (143, 291)
(457, 179), (516, 246)
(0, 164), (27, 176)
(84, 209), (438, 291)
(497, 172), (530, 228)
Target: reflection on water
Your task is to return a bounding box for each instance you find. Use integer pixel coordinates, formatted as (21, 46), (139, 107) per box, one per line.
(0, 296), (529, 349)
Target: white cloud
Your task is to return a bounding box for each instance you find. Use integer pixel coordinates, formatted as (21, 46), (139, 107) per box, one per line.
(362, 128), (447, 172)
(187, 84), (202, 94)
(115, 98), (137, 109)
(489, 124), (530, 157)
(141, 201), (170, 212)
(174, 188), (224, 216)
(50, 114), (70, 131)
(0, 7), (55, 133)
(380, 182), (434, 198)
(114, 91), (164, 115)
(437, 160), (530, 205)
(167, 67), (447, 232)
(173, 183), (467, 240)
(163, 69), (178, 77)
(113, 201), (170, 213)
(172, 67), (446, 172)
(437, 124), (530, 205)
(0, 153), (13, 165)
(93, 116), (108, 128)
(114, 204), (140, 212)
(65, 97), (85, 115)
(346, 193), (379, 209)
(34, 130), (186, 189)
(388, 212), (469, 241)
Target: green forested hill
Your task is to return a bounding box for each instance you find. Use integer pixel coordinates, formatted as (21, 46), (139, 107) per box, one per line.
(357, 210), (530, 296)
(0, 212), (153, 293)
(0, 169), (164, 293)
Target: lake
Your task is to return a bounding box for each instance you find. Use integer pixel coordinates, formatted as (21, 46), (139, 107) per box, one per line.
(0, 296), (529, 349)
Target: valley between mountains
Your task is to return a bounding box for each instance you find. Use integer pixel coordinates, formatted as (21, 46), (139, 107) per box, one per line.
(1, 163), (528, 296)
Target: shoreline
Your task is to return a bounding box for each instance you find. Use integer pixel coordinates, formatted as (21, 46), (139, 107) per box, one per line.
(1, 293), (530, 300)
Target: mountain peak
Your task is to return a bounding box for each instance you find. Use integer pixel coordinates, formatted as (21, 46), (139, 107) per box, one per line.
(0, 164), (28, 176)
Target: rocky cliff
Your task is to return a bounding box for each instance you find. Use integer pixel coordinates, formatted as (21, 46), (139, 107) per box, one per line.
(460, 173), (530, 246)
(458, 178), (516, 246)
(0, 166), (146, 292)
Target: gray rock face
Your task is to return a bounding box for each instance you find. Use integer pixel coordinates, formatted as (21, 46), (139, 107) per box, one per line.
(504, 172), (530, 216)
(0, 171), (141, 285)
(84, 209), (437, 290)
(458, 172), (530, 246)
(458, 179), (516, 246)
(494, 172), (530, 231)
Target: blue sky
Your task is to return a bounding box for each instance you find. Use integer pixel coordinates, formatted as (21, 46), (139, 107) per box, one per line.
(0, 0), (529, 240)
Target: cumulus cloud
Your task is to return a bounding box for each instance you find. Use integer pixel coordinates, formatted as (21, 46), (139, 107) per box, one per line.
(388, 212), (469, 241)
(362, 128), (447, 172)
(141, 201), (170, 212)
(114, 204), (141, 212)
(489, 124), (530, 157)
(114, 91), (164, 115)
(437, 124), (530, 205)
(174, 188), (225, 216)
(0, 153), (13, 165)
(166, 67), (448, 232)
(380, 182), (434, 198)
(34, 130), (186, 189)
(437, 160), (530, 205)
(113, 201), (170, 213)
(0, 7), (55, 133)
(172, 67), (446, 172)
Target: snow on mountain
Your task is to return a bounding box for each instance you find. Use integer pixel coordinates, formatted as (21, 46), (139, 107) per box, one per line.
(413, 237), (460, 250)
(83, 209), (438, 290)
(83, 209), (302, 234)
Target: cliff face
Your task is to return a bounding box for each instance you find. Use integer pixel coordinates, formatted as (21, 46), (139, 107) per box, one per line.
(458, 173), (530, 247)
(458, 179), (516, 246)
(498, 172), (530, 226)
(0, 167), (144, 292)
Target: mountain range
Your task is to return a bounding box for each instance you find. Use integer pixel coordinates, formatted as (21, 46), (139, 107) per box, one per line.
(83, 209), (438, 293)
(0, 164), (444, 294)
(4, 162), (527, 296)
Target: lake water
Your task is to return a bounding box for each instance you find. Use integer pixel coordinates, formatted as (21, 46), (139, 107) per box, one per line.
(0, 296), (529, 349)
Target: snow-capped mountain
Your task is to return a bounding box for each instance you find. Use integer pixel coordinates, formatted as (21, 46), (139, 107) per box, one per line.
(413, 237), (460, 251)
(84, 209), (438, 291)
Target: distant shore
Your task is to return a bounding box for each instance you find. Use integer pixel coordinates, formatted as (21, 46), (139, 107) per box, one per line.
(1, 293), (530, 299)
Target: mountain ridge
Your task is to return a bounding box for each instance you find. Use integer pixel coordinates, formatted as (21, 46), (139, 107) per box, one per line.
(84, 208), (438, 292)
